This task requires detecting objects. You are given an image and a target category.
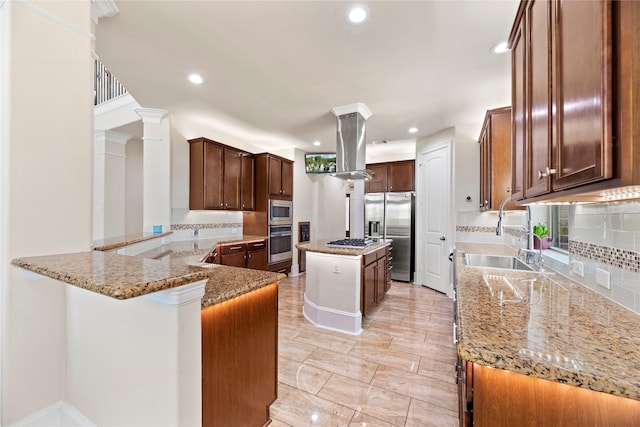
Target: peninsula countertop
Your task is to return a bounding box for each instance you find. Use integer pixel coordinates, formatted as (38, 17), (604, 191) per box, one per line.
(12, 235), (283, 310)
(296, 238), (391, 256)
(455, 242), (640, 401)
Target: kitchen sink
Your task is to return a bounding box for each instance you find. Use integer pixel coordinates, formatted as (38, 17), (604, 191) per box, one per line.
(463, 253), (533, 271)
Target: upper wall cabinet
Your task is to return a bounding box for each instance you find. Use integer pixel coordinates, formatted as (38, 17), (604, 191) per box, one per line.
(189, 137), (254, 211)
(365, 160), (415, 193)
(255, 153), (293, 201)
(478, 107), (523, 211)
(509, 0), (640, 203)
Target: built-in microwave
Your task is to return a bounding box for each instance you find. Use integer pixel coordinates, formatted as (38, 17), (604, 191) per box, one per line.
(268, 200), (293, 225)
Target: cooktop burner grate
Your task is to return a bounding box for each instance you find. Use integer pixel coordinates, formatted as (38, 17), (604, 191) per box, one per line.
(326, 238), (374, 249)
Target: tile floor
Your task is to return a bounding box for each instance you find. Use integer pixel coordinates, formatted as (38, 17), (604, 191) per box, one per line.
(270, 274), (459, 427)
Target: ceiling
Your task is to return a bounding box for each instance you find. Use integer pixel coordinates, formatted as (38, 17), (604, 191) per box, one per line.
(95, 1), (519, 157)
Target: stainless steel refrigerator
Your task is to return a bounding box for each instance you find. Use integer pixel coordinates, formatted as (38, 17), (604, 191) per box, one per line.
(364, 192), (415, 282)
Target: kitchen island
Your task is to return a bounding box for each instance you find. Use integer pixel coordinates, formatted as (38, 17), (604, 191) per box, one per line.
(296, 238), (391, 335)
(455, 242), (640, 426)
(12, 236), (284, 426)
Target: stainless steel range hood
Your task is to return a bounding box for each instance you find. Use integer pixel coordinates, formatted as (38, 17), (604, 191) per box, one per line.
(330, 103), (373, 180)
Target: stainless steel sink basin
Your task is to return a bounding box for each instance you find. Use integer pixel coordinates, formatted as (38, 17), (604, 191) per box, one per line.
(463, 253), (533, 271)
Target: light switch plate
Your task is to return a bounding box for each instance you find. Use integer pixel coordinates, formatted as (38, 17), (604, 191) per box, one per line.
(596, 268), (610, 289)
(572, 261), (584, 277)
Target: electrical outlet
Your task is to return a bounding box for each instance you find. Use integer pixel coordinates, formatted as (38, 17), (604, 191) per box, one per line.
(333, 263), (340, 274)
(596, 268), (611, 289)
(572, 261), (584, 277)
(231, 228), (238, 234)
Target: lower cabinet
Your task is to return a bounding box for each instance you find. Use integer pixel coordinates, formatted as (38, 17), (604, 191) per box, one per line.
(201, 283), (278, 426)
(458, 360), (640, 427)
(362, 246), (390, 317)
(216, 239), (268, 271)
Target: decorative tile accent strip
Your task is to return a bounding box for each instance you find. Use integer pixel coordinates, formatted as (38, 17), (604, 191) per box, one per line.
(570, 240), (640, 273)
(456, 226), (525, 239)
(171, 222), (243, 231)
(456, 226), (496, 233)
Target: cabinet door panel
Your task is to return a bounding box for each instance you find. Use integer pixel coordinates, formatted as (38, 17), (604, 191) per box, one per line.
(220, 251), (246, 268)
(241, 154), (255, 211)
(388, 161), (414, 192)
(552, 0), (612, 190)
(511, 20), (526, 201)
(268, 157), (283, 197)
(281, 160), (293, 198)
(363, 262), (377, 316)
(204, 143), (224, 209)
(224, 149), (242, 210)
(366, 164), (388, 193)
(247, 248), (267, 271)
(525, 0), (552, 198)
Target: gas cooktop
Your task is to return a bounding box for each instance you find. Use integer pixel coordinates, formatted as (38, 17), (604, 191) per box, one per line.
(326, 238), (374, 249)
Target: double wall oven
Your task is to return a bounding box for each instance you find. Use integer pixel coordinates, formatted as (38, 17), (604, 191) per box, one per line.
(268, 200), (293, 264)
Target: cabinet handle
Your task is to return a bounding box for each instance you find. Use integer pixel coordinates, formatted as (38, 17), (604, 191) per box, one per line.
(538, 167), (557, 179)
(230, 246), (242, 250)
(253, 243), (264, 247)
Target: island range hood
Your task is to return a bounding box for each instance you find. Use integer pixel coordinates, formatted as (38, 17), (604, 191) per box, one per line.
(330, 103), (373, 180)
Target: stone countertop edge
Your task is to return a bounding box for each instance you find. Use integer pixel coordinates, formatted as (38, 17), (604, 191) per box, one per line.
(296, 238), (391, 256)
(455, 242), (640, 402)
(11, 251), (284, 308)
(93, 231), (173, 252)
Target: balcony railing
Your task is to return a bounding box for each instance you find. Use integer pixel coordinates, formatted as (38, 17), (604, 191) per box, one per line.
(94, 59), (127, 106)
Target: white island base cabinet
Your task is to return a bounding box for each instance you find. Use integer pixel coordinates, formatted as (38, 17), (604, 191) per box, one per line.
(303, 251), (363, 335)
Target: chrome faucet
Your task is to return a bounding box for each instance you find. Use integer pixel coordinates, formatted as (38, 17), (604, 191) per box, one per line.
(495, 194), (512, 236)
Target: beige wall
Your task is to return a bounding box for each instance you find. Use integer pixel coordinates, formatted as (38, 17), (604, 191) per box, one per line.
(1, 0), (94, 423)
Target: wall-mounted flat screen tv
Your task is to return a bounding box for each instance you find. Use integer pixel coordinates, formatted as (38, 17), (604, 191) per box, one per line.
(305, 153), (336, 174)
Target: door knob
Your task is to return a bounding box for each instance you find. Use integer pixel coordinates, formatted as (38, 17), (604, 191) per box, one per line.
(440, 236), (446, 241)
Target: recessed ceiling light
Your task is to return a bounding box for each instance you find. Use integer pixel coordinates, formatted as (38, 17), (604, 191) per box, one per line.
(490, 42), (510, 55)
(347, 4), (369, 24)
(313, 141), (321, 146)
(408, 127), (418, 133)
(188, 73), (204, 84)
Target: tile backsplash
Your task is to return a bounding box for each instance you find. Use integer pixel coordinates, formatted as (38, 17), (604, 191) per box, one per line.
(456, 200), (640, 314)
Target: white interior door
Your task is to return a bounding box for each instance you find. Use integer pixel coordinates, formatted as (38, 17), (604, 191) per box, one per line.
(417, 142), (451, 295)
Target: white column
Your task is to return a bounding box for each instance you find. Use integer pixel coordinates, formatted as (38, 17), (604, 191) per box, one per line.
(93, 129), (129, 240)
(136, 108), (171, 233)
(1, 0), (94, 424)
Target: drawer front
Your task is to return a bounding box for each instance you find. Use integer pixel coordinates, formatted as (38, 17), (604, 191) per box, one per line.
(363, 251), (378, 266)
(247, 240), (267, 251)
(220, 243), (247, 255)
(376, 247), (388, 260)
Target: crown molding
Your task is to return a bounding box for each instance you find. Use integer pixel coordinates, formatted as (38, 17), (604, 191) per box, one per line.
(91, 0), (118, 24)
(135, 108), (169, 124)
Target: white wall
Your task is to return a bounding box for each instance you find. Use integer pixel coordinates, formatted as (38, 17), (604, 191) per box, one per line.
(453, 131), (480, 212)
(1, 0), (94, 423)
(125, 138), (144, 235)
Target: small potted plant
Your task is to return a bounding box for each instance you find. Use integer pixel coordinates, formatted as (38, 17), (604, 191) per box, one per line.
(532, 222), (552, 249)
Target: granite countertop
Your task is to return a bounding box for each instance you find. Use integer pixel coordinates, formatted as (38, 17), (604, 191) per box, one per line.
(12, 235), (284, 309)
(296, 238), (391, 256)
(455, 242), (640, 401)
(93, 231), (173, 251)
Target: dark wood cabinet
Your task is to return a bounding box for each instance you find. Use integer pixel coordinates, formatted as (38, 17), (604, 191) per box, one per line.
(478, 107), (522, 211)
(241, 153), (255, 211)
(552, 0), (613, 191)
(202, 283), (278, 427)
(219, 243), (247, 268)
(511, 15), (526, 201)
(366, 163), (388, 193)
(216, 239), (268, 271)
(189, 137), (254, 211)
(246, 240), (267, 271)
(456, 357), (473, 427)
(265, 155), (293, 200)
(509, 0), (617, 203)
(361, 246), (390, 317)
(365, 160), (415, 193)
